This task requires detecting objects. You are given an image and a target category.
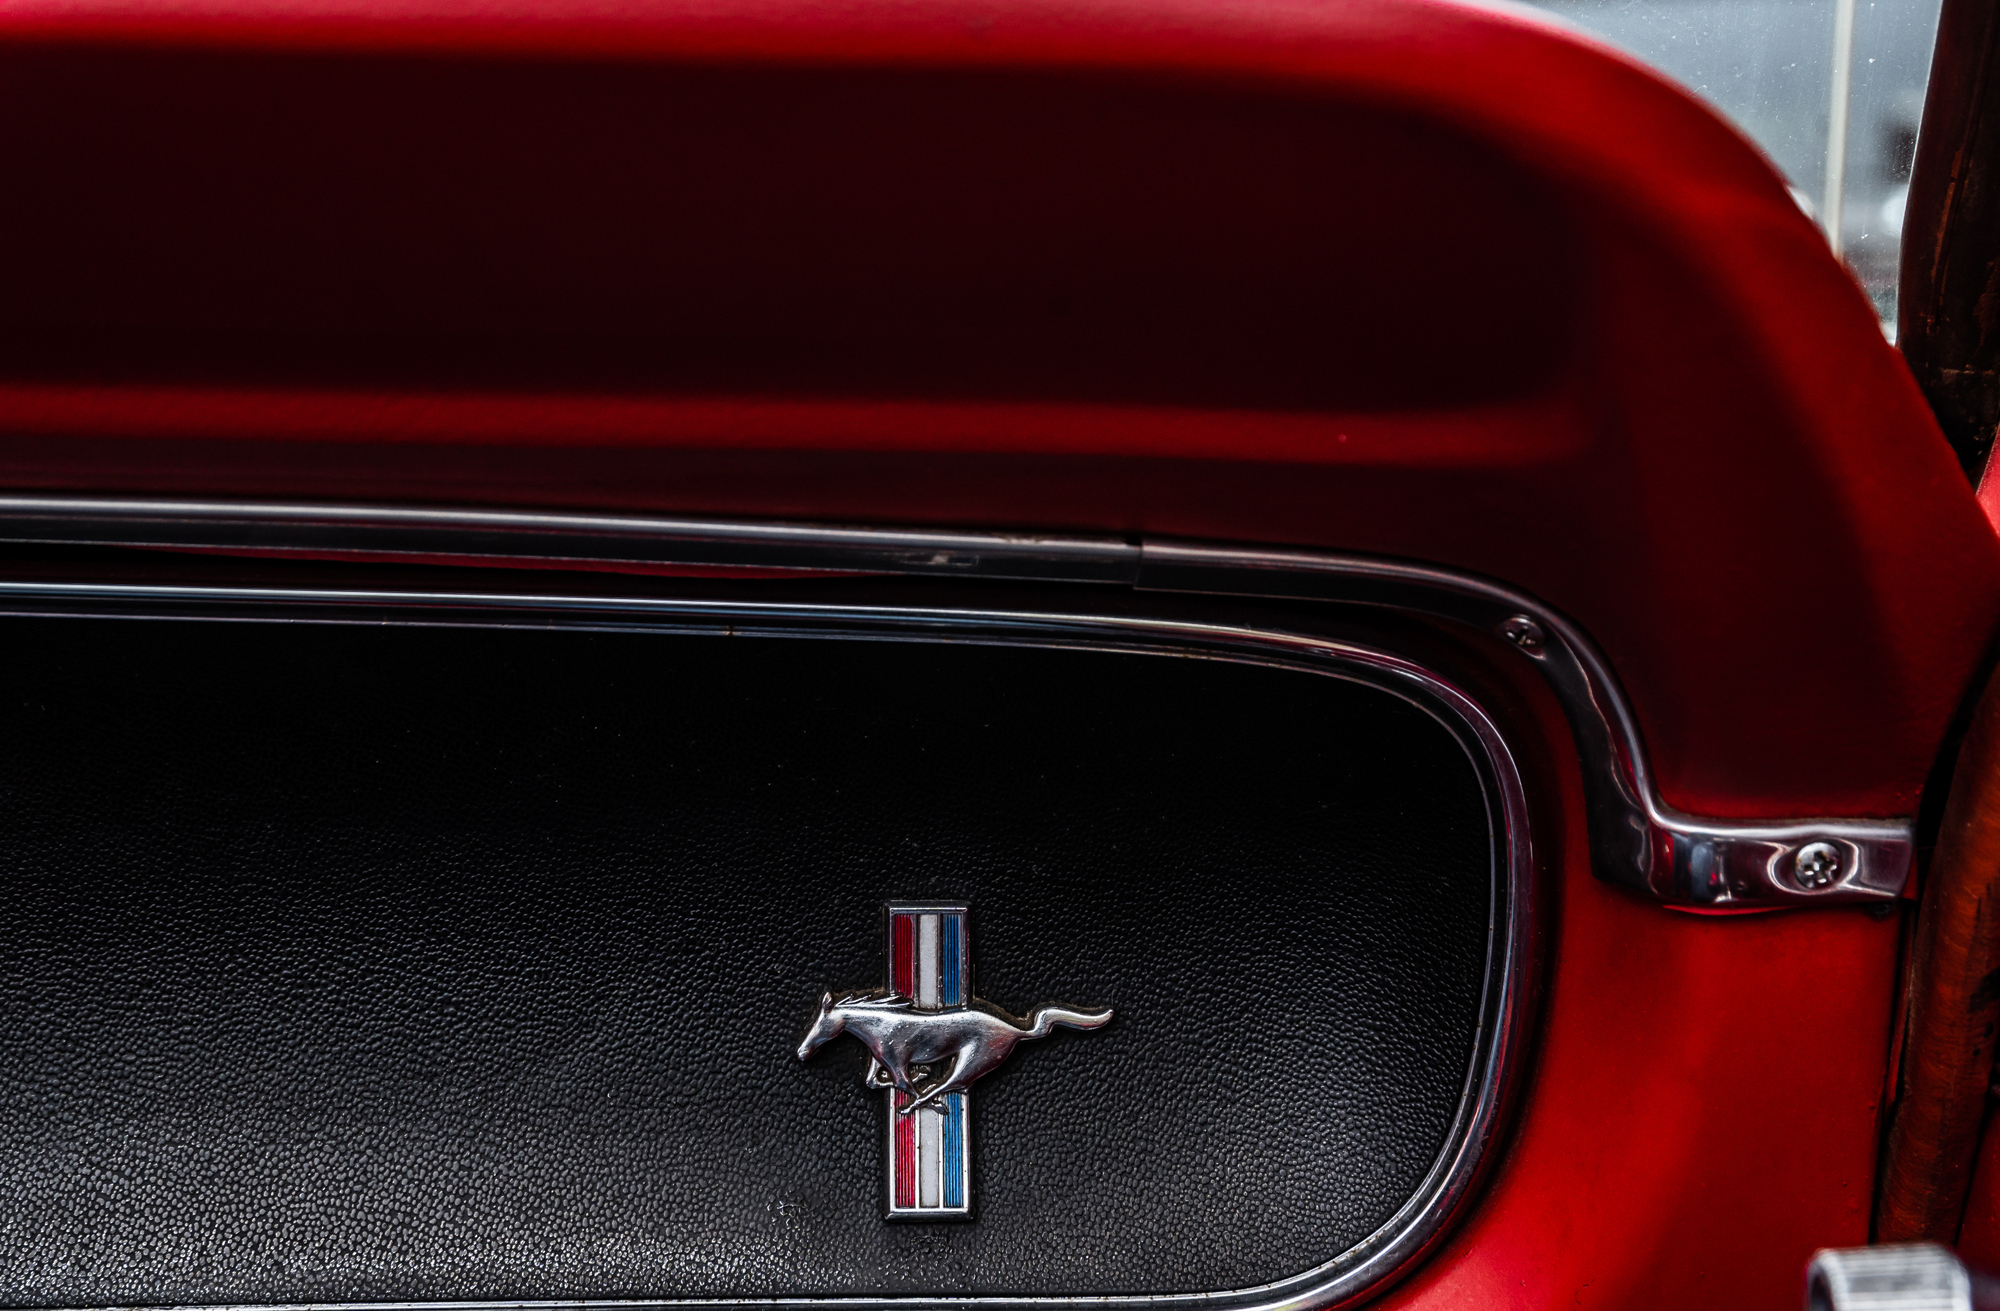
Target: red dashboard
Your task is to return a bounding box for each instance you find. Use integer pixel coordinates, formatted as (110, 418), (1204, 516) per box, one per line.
(1, 0), (1994, 1305)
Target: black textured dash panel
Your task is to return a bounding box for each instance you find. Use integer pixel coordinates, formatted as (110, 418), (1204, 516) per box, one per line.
(0, 619), (1492, 1306)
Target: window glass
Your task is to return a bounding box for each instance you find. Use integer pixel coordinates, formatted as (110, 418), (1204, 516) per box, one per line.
(1526, 0), (1941, 324)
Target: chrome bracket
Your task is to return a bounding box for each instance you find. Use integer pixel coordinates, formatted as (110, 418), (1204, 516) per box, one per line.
(1134, 541), (1913, 907)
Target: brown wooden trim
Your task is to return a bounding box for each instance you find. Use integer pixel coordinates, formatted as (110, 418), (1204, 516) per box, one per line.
(1899, 0), (2000, 480)
(1878, 666), (2000, 1239)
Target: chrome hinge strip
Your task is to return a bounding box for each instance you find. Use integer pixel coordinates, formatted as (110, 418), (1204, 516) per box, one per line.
(0, 495), (1142, 581)
(0, 496), (1912, 906)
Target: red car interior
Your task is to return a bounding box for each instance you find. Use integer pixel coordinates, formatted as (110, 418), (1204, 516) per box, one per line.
(5, 0), (1999, 1303)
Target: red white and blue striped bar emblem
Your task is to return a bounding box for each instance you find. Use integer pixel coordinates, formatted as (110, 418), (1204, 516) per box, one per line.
(886, 903), (970, 1219)
(795, 902), (1110, 1220)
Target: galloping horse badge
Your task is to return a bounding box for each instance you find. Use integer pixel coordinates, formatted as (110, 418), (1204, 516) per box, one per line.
(795, 903), (1112, 1220)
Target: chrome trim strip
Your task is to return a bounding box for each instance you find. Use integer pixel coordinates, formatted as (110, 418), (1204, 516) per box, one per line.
(0, 495), (1140, 581)
(0, 494), (1912, 905)
(0, 583), (1531, 1311)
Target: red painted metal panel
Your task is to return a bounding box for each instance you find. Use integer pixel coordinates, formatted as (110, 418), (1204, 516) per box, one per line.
(0, 0), (1990, 828)
(0, 0), (1964, 1302)
(1325, 671), (1900, 1308)
(1394, 833), (1896, 1307)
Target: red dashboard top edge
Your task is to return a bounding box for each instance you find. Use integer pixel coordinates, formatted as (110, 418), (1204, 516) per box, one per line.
(0, 0), (1994, 823)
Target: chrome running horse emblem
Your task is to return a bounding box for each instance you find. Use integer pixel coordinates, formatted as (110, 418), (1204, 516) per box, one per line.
(798, 993), (1115, 1116)
(795, 903), (1112, 1220)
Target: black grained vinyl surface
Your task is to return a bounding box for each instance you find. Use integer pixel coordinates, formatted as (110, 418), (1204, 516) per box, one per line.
(0, 619), (1492, 1306)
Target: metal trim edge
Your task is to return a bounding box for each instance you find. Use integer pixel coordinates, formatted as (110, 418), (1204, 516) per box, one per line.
(0, 493), (1911, 904)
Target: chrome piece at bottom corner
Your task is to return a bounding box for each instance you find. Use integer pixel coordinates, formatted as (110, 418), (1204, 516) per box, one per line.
(0, 494), (1916, 908)
(1807, 1245), (1973, 1311)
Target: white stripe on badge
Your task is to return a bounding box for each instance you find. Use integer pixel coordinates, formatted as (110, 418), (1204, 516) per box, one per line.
(918, 1104), (943, 1207)
(917, 913), (941, 1010)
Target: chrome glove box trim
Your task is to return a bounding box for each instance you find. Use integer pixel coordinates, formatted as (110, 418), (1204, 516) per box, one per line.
(0, 494), (1907, 907)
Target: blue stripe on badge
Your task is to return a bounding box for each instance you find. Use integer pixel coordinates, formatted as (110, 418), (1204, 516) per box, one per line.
(940, 913), (962, 1006)
(943, 1093), (965, 1208)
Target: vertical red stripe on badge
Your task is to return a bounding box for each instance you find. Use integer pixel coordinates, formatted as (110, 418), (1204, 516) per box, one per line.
(890, 912), (918, 1210)
(894, 1092), (917, 1208)
(892, 913), (915, 999)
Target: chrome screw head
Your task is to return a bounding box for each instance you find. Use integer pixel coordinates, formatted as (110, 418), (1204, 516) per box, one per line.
(1500, 615), (1546, 652)
(1794, 842), (1843, 890)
